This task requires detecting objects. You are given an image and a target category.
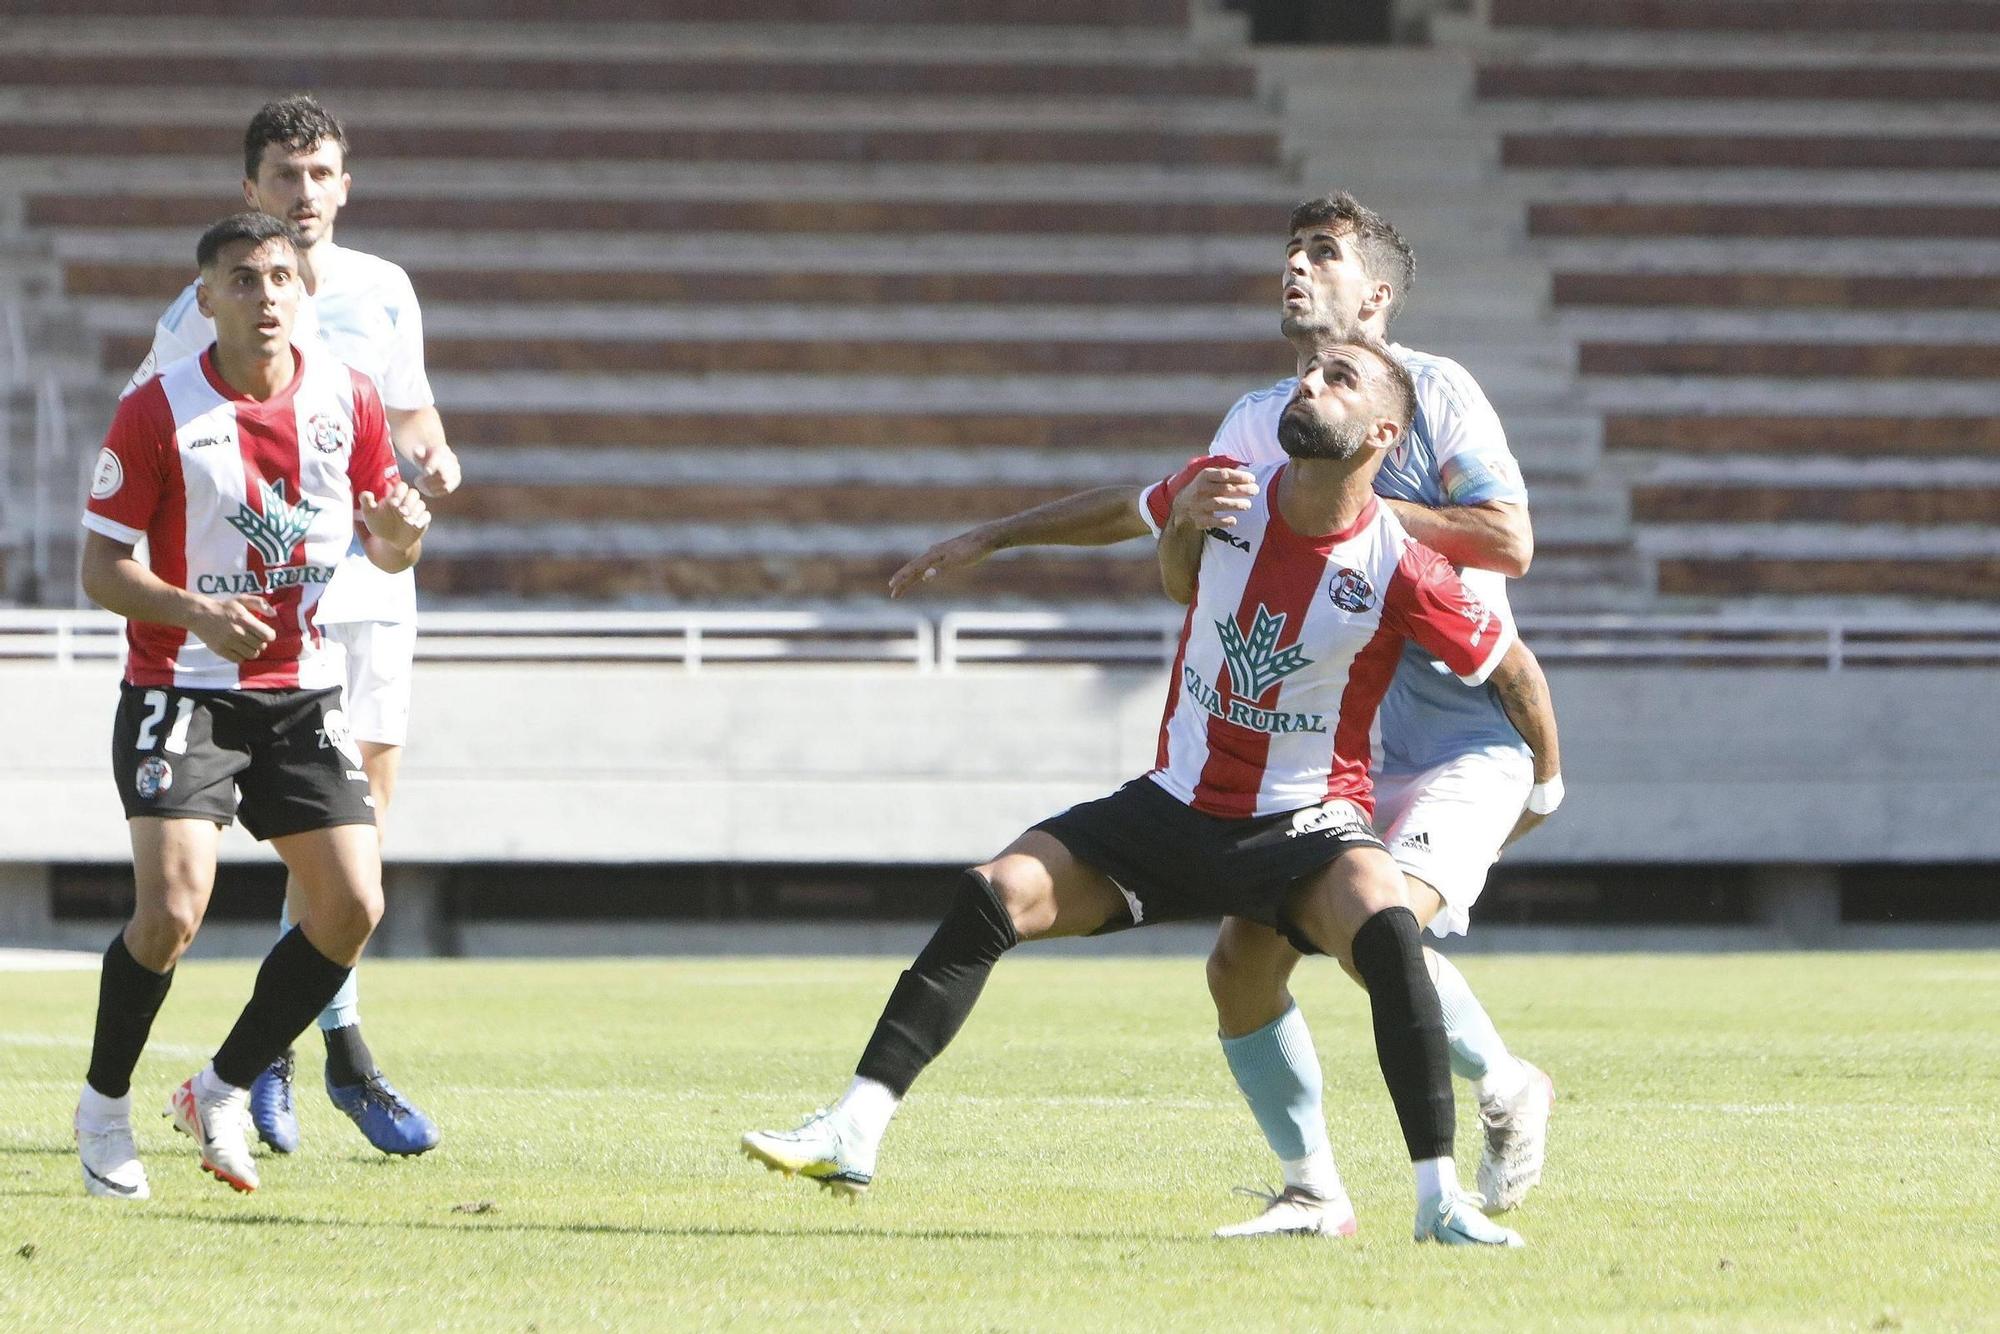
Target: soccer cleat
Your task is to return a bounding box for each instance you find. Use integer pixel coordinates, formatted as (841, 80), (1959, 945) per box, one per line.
(250, 1050), (300, 1154)
(1477, 1061), (1555, 1213)
(326, 1071), (440, 1156)
(167, 1075), (259, 1193)
(1214, 1184), (1358, 1239)
(1415, 1190), (1524, 1247)
(75, 1107), (150, 1201)
(740, 1108), (875, 1198)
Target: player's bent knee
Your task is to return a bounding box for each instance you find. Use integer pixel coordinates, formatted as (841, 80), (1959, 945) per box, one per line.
(126, 902), (200, 968)
(977, 856), (1057, 939)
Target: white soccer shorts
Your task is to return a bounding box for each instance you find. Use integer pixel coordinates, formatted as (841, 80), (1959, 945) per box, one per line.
(1374, 747), (1533, 938)
(322, 621), (417, 748)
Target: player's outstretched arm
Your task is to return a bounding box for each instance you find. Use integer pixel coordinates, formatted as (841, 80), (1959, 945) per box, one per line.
(1381, 498), (1534, 577)
(359, 480), (431, 573)
(386, 405), (461, 497)
(887, 485), (1150, 598)
(1487, 638), (1563, 846)
(80, 531), (276, 662)
(1157, 466), (1258, 605)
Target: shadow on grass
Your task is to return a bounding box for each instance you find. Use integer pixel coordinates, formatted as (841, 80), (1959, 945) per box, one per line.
(129, 1208), (1184, 1245)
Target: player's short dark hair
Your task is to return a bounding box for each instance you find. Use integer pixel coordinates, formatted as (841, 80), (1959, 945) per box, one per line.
(196, 212), (302, 270)
(1288, 193), (1416, 328)
(244, 94), (347, 180)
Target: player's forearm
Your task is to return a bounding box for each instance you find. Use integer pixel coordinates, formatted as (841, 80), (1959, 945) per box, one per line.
(81, 544), (216, 629)
(1157, 517), (1203, 605)
(1383, 499), (1533, 577)
(1489, 639), (1561, 782)
(980, 485), (1150, 554)
(385, 404), (449, 467)
(362, 531), (422, 574)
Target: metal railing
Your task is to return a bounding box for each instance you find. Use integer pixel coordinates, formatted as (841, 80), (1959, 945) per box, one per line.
(3, 608), (1997, 671)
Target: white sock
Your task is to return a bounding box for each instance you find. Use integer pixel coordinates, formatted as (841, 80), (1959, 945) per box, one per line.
(77, 1084), (131, 1129)
(1281, 1146), (1345, 1200)
(193, 1062), (239, 1101)
(1414, 1155), (1458, 1204)
(833, 1076), (899, 1146)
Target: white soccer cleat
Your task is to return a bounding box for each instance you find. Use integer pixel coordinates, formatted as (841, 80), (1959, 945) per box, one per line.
(1477, 1061), (1555, 1213)
(76, 1106), (150, 1201)
(1416, 1190), (1524, 1247)
(740, 1108), (875, 1199)
(1213, 1184), (1358, 1239)
(167, 1075), (259, 1193)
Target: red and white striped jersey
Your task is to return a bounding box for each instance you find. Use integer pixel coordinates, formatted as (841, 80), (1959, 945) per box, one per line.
(82, 345), (399, 690)
(1140, 455), (1515, 819)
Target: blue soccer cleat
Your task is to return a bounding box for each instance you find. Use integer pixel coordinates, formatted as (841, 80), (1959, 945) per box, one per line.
(326, 1070), (440, 1156)
(740, 1108), (875, 1198)
(249, 1050), (300, 1154)
(1416, 1190), (1524, 1247)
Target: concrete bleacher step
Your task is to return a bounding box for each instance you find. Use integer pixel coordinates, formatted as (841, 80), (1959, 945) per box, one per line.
(1604, 413), (2000, 458)
(1576, 340), (2000, 379)
(1553, 271), (2000, 311)
(0, 0), (1198, 25)
(1482, 0), (2000, 36)
(1475, 60), (2000, 104)
(1528, 200), (2000, 239)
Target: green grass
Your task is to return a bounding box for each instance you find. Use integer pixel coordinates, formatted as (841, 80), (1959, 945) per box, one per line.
(3, 951), (1997, 1330)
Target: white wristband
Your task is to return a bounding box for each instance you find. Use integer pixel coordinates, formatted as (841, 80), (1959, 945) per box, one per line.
(1526, 775), (1564, 816)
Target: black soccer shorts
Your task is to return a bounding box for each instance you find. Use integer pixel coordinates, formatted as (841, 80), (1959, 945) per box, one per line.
(1031, 776), (1387, 955)
(111, 683), (376, 840)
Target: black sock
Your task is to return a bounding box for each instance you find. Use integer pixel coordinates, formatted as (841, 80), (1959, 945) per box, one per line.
(855, 870), (1019, 1097)
(211, 928), (353, 1089)
(1350, 906), (1454, 1162)
(85, 933), (174, 1099)
(322, 1024), (377, 1088)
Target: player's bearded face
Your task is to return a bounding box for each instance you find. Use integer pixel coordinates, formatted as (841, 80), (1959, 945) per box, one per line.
(1281, 226), (1369, 342)
(1277, 398), (1367, 461)
(247, 140), (349, 249)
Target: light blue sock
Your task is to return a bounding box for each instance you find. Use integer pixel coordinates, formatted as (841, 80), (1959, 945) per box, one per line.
(1428, 949), (1524, 1099)
(280, 901), (361, 1032)
(1219, 1002), (1326, 1162)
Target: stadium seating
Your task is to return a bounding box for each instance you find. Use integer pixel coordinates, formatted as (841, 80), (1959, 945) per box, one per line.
(1467, 0), (2000, 606)
(1, 0), (1992, 609)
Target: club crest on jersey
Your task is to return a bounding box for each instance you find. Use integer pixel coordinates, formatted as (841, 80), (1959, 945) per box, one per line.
(1328, 567), (1375, 613)
(90, 448), (124, 500)
(134, 756), (173, 800)
(1215, 604), (1313, 700)
(227, 477), (321, 565)
(307, 412), (353, 456)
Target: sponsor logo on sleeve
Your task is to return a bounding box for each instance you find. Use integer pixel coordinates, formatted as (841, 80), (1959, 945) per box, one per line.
(90, 448), (124, 500)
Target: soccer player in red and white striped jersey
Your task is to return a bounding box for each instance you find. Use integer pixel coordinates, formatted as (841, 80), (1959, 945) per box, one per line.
(744, 337), (1558, 1248)
(72, 213), (431, 1201)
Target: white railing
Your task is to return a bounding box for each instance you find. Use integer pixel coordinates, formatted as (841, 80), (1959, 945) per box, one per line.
(3, 608), (1998, 671)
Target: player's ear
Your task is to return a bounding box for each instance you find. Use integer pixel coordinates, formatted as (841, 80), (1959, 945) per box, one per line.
(1368, 415), (1401, 453)
(193, 278), (213, 319)
(1361, 278), (1392, 322)
(241, 177), (258, 208)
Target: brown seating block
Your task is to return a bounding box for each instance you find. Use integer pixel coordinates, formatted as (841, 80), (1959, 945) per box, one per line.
(2, 121), (1278, 168)
(437, 482), (1082, 524)
(1505, 133), (2000, 171)
(103, 332), (1287, 376)
(1579, 341), (1998, 378)
(0, 0), (1189, 23)
(1488, 1), (1996, 34)
(1553, 272), (2000, 311)
(1631, 485), (2000, 524)
(1604, 415), (2000, 456)
(0, 53), (1252, 99)
(1530, 203), (2000, 239)
(28, 193), (1279, 236)
(1477, 63), (2000, 103)
(66, 260), (1272, 307)
(1658, 558), (2000, 600)
(446, 409), (1217, 450)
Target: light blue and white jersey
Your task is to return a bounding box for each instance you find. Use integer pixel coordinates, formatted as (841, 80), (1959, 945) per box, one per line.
(125, 242), (434, 625)
(1200, 343), (1531, 774)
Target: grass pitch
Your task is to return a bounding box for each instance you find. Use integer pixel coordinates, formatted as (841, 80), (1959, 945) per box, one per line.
(3, 950), (1996, 1330)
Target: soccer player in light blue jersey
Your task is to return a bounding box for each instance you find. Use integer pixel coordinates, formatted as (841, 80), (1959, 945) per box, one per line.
(886, 194), (1562, 1236)
(126, 96), (461, 1157)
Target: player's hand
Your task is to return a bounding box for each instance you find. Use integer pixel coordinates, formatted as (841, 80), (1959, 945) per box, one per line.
(1170, 467), (1258, 531)
(191, 595), (277, 662)
(413, 444), (462, 498)
(360, 481), (432, 550)
(888, 529), (996, 599)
